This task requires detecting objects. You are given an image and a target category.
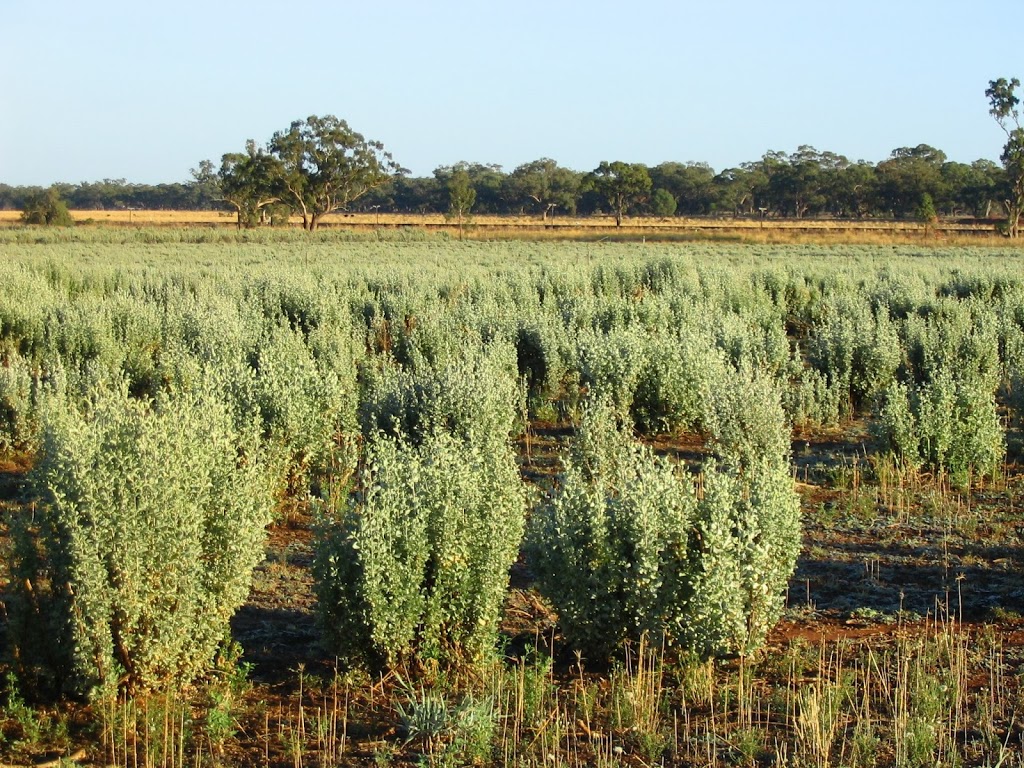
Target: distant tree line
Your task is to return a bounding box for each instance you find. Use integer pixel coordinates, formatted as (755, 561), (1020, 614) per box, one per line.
(0, 178), (219, 214)
(0, 145), (1010, 222)
(5, 78), (1023, 235)
(376, 146), (1014, 222)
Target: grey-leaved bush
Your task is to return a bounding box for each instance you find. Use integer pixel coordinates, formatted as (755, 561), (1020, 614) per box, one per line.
(877, 371), (1003, 487)
(314, 428), (527, 669)
(530, 383), (800, 661)
(687, 373), (801, 656)
(0, 354), (34, 452)
(681, 451), (801, 657)
(358, 342), (521, 446)
(10, 388), (274, 697)
(527, 400), (695, 660)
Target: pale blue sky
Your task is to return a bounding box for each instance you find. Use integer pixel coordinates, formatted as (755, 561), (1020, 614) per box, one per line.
(1, 0), (1018, 185)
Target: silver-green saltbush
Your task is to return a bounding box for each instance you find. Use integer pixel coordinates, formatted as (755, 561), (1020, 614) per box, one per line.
(875, 295), (1004, 486)
(708, 299), (790, 376)
(249, 323), (358, 482)
(515, 320), (569, 405)
(702, 370), (792, 474)
(787, 364), (843, 427)
(682, 451), (801, 656)
(1005, 321), (1024, 421)
(806, 296), (900, 420)
(0, 354), (35, 451)
(530, 385), (800, 661)
(10, 389), (274, 696)
(313, 429), (527, 669)
(878, 372), (1004, 486)
(631, 330), (727, 435)
(575, 327), (645, 421)
(689, 374), (801, 655)
(527, 401), (695, 660)
(901, 299), (1001, 392)
(358, 342), (522, 447)
(0, 355), (80, 454)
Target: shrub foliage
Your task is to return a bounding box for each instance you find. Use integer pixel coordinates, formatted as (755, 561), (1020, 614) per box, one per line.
(527, 401), (695, 659)
(10, 389), (274, 696)
(530, 385), (800, 661)
(314, 429), (527, 669)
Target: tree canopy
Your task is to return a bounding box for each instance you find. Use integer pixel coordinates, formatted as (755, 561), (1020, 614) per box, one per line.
(20, 187), (74, 226)
(269, 115), (400, 231)
(5, 98), (1024, 233)
(987, 77), (1024, 238)
(586, 161), (652, 226)
(505, 158), (580, 219)
(218, 140), (286, 229)
(445, 167), (476, 239)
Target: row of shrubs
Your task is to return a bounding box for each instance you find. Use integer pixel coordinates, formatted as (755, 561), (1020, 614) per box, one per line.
(8, 342), (799, 699)
(4, 248), (1023, 488)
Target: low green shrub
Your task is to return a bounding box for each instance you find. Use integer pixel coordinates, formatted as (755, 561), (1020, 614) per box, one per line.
(786, 363), (843, 427)
(877, 371), (1004, 486)
(697, 375), (801, 656)
(530, 382), (800, 661)
(575, 327), (645, 421)
(248, 324), (358, 487)
(631, 331), (726, 435)
(681, 451), (801, 656)
(10, 388), (274, 696)
(1002, 319), (1024, 422)
(358, 342), (522, 447)
(703, 370), (792, 473)
(806, 296), (900, 418)
(314, 428), (527, 669)
(527, 401), (695, 660)
(0, 355), (34, 452)
(515, 320), (569, 406)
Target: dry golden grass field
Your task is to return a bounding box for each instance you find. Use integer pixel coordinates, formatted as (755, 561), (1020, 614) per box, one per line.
(0, 209), (1008, 245)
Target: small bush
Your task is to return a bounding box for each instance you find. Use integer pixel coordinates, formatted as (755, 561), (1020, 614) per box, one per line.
(575, 327), (645, 421)
(703, 370), (792, 473)
(515, 321), (568, 406)
(787, 364), (843, 426)
(806, 297), (900, 418)
(527, 401), (695, 660)
(530, 385), (800, 660)
(248, 324), (358, 486)
(10, 388), (274, 696)
(681, 452), (801, 657)
(1005, 321), (1024, 421)
(878, 371), (1004, 486)
(0, 355), (34, 452)
(358, 342), (521, 447)
(631, 331), (726, 435)
(691, 374), (801, 655)
(314, 429), (527, 669)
